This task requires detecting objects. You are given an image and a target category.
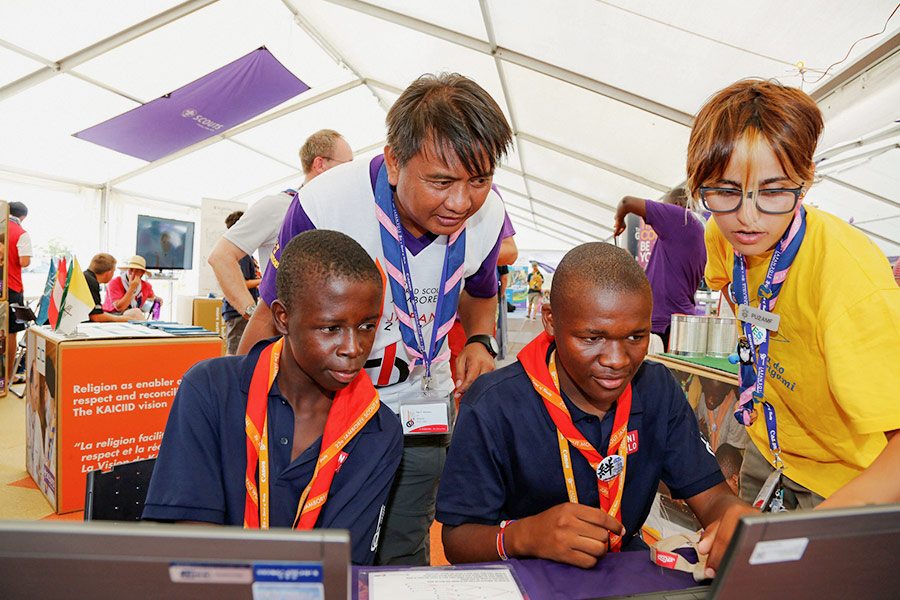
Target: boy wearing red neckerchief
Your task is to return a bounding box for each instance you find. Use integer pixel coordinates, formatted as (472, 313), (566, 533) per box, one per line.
(144, 231), (402, 565)
(437, 243), (752, 569)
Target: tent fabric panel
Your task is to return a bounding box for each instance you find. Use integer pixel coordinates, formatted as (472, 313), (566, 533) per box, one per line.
(518, 139), (662, 211)
(0, 0), (187, 61)
(116, 140), (297, 205)
(0, 74), (145, 183)
(72, 0), (350, 103)
(293, 0), (514, 122)
(504, 63), (689, 187)
(362, 0), (490, 41)
(232, 84), (388, 169)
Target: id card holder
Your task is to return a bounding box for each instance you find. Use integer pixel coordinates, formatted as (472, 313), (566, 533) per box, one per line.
(752, 467), (786, 512)
(399, 389), (454, 436)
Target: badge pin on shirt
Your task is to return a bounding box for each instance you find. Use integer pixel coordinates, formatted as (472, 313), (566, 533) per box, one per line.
(596, 454), (624, 482)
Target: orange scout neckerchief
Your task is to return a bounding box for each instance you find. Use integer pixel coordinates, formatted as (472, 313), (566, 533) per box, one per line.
(243, 337), (381, 530)
(517, 331), (632, 552)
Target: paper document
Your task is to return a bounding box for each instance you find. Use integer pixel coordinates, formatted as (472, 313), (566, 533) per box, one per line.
(368, 567), (524, 600)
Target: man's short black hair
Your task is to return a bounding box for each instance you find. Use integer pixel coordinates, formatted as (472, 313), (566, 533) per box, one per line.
(715, 443), (743, 479)
(9, 201), (28, 219)
(275, 230), (381, 310)
(386, 73), (512, 176)
(551, 242), (651, 308)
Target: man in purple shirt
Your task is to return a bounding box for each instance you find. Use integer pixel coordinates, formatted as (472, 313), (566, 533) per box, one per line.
(613, 187), (706, 349)
(238, 73), (513, 566)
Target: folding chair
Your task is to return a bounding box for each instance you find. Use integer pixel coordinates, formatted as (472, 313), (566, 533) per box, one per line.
(8, 303), (37, 398)
(83, 458), (157, 522)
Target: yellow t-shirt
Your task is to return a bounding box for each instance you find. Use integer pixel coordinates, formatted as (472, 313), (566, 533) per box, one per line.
(705, 205), (900, 498)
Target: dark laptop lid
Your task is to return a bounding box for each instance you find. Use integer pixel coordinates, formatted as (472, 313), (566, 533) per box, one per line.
(710, 503), (900, 600)
(0, 520), (350, 600)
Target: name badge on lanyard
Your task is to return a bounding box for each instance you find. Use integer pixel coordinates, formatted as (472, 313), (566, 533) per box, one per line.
(737, 304), (780, 332)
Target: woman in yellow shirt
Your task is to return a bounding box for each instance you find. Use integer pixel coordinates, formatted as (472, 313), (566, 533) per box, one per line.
(687, 79), (900, 574)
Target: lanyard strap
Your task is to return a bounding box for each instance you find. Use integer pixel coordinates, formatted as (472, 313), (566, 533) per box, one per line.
(243, 338), (382, 530)
(730, 206), (807, 467)
(373, 163), (466, 381)
(518, 332), (631, 552)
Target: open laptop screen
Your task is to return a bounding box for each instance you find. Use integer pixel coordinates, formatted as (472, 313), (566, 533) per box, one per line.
(0, 520), (349, 600)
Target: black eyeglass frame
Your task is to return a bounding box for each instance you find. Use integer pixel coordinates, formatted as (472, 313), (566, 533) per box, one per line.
(698, 186), (803, 215)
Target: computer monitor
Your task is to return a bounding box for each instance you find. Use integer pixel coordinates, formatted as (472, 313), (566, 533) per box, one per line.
(136, 215), (195, 270)
(0, 520), (350, 600)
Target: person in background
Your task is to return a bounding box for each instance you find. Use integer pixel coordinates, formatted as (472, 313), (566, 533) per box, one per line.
(525, 262), (543, 319)
(143, 230), (402, 565)
(691, 79), (900, 575)
(715, 444), (743, 497)
(83, 253), (144, 322)
(437, 242), (752, 568)
(694, 377), (748, 451)
(237, 73), (513, 566)
(7, 201), (32, 382)
(220, 211), (261, 355)
(613, 187), (705, 350)
(208, 129), (353, 327)
(102, 255), (161, 314)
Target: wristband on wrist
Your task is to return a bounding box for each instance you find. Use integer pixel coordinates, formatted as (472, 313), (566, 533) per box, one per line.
(496, 519), (516, 561)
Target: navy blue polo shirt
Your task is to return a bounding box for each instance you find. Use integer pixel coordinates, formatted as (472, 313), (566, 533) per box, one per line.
(436, 355), (723, 549)
(143, 339), (403, 565)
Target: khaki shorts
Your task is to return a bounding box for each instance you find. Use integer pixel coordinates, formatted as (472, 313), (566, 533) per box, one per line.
(740, 441), (825, 510)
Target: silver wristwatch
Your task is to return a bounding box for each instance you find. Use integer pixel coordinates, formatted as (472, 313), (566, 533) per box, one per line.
(243, 303), (257, 318)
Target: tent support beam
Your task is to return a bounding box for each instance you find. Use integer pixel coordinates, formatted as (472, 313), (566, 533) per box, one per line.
(500, 165), (619, 214)
(495, 183), (613, 235)
(506, 205), (597, 244)
(822, 175), (900, 211)
(282, 0), (394, 114)
(810, 30), (900, 103)
(515, 132), (670, 193)
(321, 0), (693, 127)
(477, 0), (538, 220)
(506, 215), (586, 247)
(0, 0), (219, 103)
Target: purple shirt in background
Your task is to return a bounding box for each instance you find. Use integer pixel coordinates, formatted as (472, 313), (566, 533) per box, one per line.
(259, 155), (505, 304)
(643, 200), (706, 333)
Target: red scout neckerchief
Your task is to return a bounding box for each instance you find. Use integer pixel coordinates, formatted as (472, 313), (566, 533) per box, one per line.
(243, 337), (381, 530)
(518, 331), (632, 552)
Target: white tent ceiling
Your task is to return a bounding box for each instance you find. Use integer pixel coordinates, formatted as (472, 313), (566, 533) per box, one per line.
(1, 0), (898, 254)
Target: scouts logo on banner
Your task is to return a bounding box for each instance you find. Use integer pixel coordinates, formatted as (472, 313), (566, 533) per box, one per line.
(40, 256), (93, 334)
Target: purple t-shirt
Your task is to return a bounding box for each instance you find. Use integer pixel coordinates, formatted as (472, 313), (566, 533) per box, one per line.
(259, 155), (507, 305)
(643, 200), (706, 333)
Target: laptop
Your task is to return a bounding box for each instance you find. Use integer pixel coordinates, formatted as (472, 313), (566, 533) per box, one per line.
(606, 503), (900, 600)
(0, 520), (350, 600)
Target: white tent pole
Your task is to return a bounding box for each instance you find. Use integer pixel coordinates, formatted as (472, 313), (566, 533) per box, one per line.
(816, 144), (900, 172)
(500, 165), (620, 213)
(281, 0), (394, 114)
(809, 30), (900, 103)
(495, 183), (613, 235)
(505, 202), (599, 241)
(815, 123), (900, 162)
(505, 205), (595, 244)
(321, 0), (693, 127)
(507, 215), (585, 247)
(516, 132), (670, 193)
(0, 0), (219, 103)
(477, 0), (538, 221)
(821, 175), (900, 211)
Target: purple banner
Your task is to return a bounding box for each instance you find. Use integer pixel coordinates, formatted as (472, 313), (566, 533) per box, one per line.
(74, 47), (309, 161)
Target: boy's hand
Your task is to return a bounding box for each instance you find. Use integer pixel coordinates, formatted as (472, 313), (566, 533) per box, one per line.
(507, 503), (625, 569)
(128, 276), (141, 293)
(697, 503), (758, 578)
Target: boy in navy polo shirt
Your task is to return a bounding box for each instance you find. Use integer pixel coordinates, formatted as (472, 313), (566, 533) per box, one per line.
(436, 242), (753, 569)
(144, 230), (403, 565)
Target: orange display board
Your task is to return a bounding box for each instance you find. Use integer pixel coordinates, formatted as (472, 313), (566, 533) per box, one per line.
(27, 328), (222, 513)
